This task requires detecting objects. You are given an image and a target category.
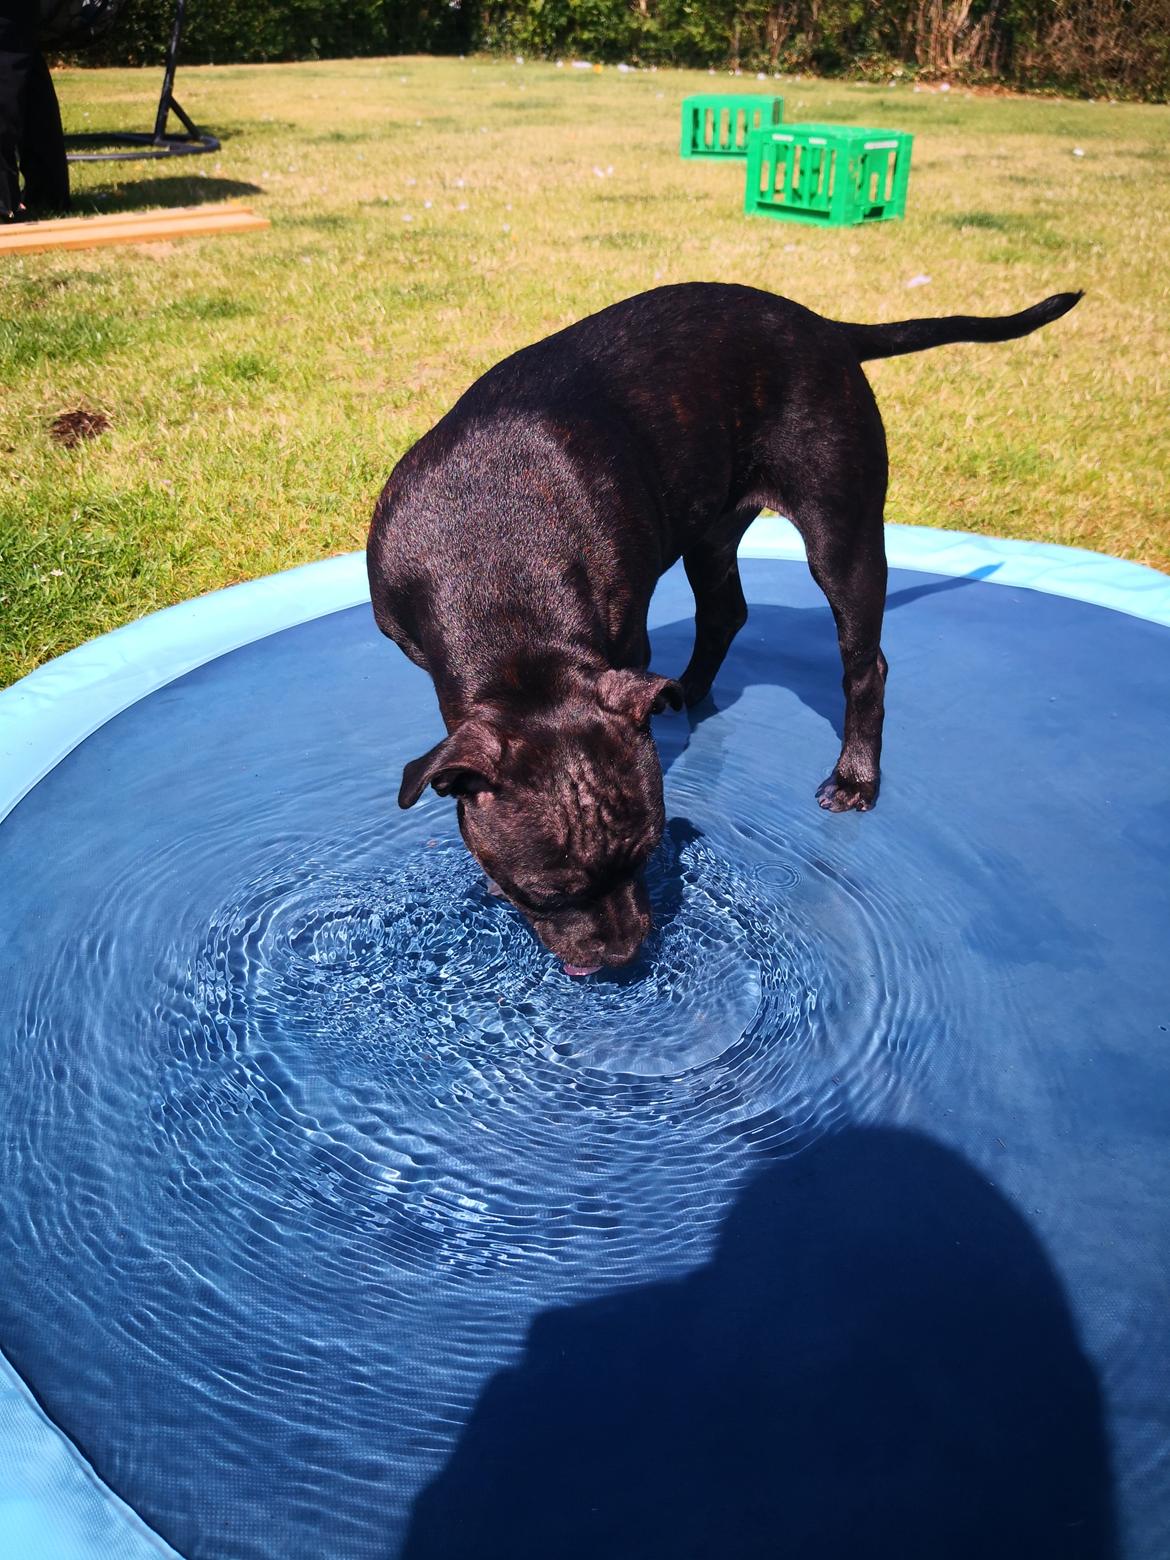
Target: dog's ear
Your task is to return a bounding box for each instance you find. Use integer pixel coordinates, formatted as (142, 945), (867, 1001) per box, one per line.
(399, 723), (503, 809)
(597, 668), (684, 725)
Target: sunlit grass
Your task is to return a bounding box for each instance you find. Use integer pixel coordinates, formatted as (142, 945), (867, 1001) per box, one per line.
(1, 56), (1168, 684)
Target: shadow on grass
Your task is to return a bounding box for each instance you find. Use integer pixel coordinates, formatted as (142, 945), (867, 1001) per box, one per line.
(401, 1126), (1114, 1560)
(71, 176), (264, 216)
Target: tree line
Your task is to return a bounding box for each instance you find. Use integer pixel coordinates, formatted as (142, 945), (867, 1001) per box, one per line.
(75, 0), (1170, 101)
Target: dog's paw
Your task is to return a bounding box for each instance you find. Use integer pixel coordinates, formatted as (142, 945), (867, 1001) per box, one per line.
(680, 675), (714, 709)
(816, 772), (878, 813)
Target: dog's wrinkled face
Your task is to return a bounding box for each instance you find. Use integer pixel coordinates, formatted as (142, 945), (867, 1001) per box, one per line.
(399, 670), (682, 971)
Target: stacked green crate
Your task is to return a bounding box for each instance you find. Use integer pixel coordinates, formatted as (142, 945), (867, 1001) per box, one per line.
(680, 95), (784, 159)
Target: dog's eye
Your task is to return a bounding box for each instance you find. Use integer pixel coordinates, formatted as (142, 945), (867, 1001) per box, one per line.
(507, 882), (569, 915)
(511, 875), (591, 915)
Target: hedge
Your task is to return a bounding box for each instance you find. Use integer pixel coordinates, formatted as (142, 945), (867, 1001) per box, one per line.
(68, 0), (1170, 101)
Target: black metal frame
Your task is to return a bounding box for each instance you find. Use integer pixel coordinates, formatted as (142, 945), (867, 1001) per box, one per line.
(65, 0), (218, 163)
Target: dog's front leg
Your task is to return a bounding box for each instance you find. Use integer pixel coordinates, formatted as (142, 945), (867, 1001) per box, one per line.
(678, 510), (759, 707)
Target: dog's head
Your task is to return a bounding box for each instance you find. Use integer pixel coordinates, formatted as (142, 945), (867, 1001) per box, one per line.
(399, 669), (682, 972)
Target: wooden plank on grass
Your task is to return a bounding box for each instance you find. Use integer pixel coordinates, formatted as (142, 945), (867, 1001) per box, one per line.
(9, 202), (252, 233)
(0, 205), (269, 255)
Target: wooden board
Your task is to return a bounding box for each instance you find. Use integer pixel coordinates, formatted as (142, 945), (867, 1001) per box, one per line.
(6, 201), (253, 233)
(0, 204), (269, 255)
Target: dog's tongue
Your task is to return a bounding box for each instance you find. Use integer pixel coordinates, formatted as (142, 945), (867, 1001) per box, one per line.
(563, 963), (602, 978)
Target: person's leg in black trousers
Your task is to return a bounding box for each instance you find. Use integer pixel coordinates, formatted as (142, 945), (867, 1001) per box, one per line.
(0, 6), (70, 221)
(20, 51), (70, 213)
(0, 11), (31, 218)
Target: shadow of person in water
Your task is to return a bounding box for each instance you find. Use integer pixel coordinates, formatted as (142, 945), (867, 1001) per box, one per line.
(401, 1127), (1113, 1560)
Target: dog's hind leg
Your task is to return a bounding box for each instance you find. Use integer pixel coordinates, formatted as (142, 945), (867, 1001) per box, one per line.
(797, 506), (889, 812)
(677, 505), (760, 707)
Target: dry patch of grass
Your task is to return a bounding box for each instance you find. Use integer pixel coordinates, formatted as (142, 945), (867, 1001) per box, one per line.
(48, 405), (111, 447)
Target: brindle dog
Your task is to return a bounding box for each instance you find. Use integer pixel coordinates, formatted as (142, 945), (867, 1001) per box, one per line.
(367, 283), (1080, 973)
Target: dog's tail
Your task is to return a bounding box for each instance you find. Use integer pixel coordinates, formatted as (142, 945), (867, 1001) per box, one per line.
(838, 291), (1083, 362)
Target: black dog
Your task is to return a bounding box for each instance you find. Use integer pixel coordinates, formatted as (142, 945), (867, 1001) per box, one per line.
(367, 283), (1080, 973)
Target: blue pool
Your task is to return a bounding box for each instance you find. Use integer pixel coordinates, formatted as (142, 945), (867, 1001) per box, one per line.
(1, 521), (1168, 1559)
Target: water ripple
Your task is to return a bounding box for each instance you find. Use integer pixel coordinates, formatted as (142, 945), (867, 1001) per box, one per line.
(0, 634), (960, 1560)
(100, 803), (941, 1306)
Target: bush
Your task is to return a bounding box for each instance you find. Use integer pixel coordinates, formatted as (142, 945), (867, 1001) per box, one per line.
(76, 0), (472, 66)
(70, 0), (1170, 100)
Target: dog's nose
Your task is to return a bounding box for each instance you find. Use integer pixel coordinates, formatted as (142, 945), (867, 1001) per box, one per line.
(604, 940), (643, 968)
(600, 918), (652, 970)
(548, 883), (652, 974)
(561, 926), (646, 976)
(562, 943), (641, 976)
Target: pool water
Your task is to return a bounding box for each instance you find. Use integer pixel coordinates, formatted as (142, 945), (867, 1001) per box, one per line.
(1, 559), (1167, 1559)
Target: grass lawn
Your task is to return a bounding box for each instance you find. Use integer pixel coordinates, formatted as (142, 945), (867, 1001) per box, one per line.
(1, 56), (1168, 686)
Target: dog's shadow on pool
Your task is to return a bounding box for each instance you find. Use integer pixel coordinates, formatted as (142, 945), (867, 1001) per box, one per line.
(399, 1126), (1114, 1560)
(650, 569), (998, 778)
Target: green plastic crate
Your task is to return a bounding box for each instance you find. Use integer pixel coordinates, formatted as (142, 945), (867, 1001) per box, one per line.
(744, 123), (913, 225)
(680, 95), (784, 160)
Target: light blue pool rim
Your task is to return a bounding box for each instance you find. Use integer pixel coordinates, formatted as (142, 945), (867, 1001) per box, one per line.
(3, 518), (1169, 835)
(1, 517), (1169, 1560)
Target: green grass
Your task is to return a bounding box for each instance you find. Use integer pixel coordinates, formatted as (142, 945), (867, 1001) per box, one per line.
(1, 57), (1168, 686)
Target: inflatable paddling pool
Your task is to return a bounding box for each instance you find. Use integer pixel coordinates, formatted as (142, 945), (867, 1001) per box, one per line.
(2, 519), (1168, 1560)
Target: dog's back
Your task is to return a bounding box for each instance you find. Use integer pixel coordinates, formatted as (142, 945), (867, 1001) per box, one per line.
(368, 280), (1081, 939)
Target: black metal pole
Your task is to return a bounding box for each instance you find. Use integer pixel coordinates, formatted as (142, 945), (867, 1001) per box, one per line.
(64, 0), (217, 162)
(152, 0), (186, 142)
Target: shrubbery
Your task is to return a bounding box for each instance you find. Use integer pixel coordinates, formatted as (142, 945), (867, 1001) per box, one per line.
(75, 0), (471, 66)
(74, 0), (1170, 101)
